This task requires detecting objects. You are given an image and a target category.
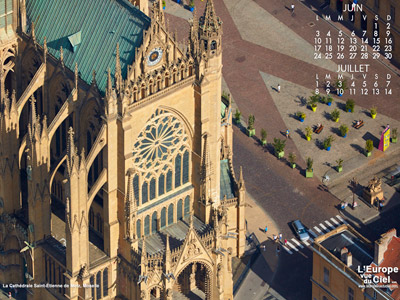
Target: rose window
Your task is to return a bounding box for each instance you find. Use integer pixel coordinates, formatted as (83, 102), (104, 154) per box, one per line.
(132, 109), (189, 173)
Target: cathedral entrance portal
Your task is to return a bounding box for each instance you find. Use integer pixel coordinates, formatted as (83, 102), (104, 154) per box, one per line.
(173, 262), (211, 300)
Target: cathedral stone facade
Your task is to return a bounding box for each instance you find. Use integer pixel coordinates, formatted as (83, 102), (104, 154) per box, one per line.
(0, 0), (246, 299)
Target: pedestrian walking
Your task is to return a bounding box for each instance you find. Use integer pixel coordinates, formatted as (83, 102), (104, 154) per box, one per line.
(276, 245), (281, 256)
(273, 234), (277, 242)
(291, 3), (295, 15)
(284, 238), (288, 245)
(277, 84), (281, 93)
(279, 233), (283, 242)
(8, 291), (11, 299)
(264, 226), (268, 233)
(286, 129), (290, 139)
(261, 244), (266, 251)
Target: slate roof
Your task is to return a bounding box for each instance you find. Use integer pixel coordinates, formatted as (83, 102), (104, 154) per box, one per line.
(26, 0), (150, 94)
(139, 216), (212, 255)
(220, 159), (235, 200)
(320, 230), (374, 272)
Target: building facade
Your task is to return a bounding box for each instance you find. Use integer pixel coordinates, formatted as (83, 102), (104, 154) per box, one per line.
(0, 0), (246, 299)
(312, 224), (399, 300)
(316, 0), (400, 66)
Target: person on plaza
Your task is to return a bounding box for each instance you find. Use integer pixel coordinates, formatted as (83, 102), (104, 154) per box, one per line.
(286, 129), (290, 139)
(291, 3), (295, 15)
(261, 244), (266, 251)
(276, 245), (281, 256)
(273, 234), (277, 242)
(356, 120), (360, 126)
(284, 238), (288, 245)
(279, 233), (283, 242)
(264, 226), (268, 233)
(277, 84), (281, 93)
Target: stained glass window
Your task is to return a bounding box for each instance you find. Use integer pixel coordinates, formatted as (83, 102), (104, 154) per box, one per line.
(166, 170), (172, 192)
(144, 216), (150, 236)
(177, 199), (183, 220)
(175, 154), (181, 188)
(161, 207), (166, 228)
(136, 219), (141, 238)
(184, 196), (190, 217)
(168, 204), (174, 225)
(150, 178), (156, 200)
(183, 150), (189, 184)
(158, 173), (165, 196)
(151, 212), (157, 233)
(142, 182), (148, 204)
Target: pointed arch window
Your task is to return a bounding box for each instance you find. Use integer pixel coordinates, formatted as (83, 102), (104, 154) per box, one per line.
(175, 154), (181, 188)
(151, 212), (157, 234)
(150, 178), (156, 200)
(133, 175), (139, 206)
(168, 204), (174, 225)
(161, 207), (166, 228)
(96, 271), (101, 299)
(166, 170), (172, 192)
(136, 219), (141, 238)
(184, 196), (190, 217)
(103, 268), (108, 296)
(182, 150), (189, 184)
(144, 215), (150, 236)
(158, 173), (165, 196)
(142, 182), (148, 204)
(211, 40), (217, 50)
(177, 199), (183, 220)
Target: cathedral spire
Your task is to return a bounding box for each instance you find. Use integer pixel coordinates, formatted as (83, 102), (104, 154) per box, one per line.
(106, 68), (112, 97)
(239, 166), (245, 190)
(43, 37), (48, 64)
(31, 21), (36, 43)
(60, 46), (64, 68)
(115, 43), (122, 91)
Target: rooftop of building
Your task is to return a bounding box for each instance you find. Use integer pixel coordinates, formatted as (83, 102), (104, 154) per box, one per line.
(26, 0), (150, 94)
(139, 215), (212, 255)
(220, 159), (235, 200)
(314, 225), (374, 275)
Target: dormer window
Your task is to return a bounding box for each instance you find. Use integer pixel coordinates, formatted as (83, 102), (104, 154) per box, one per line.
(68, 31), (81, 53)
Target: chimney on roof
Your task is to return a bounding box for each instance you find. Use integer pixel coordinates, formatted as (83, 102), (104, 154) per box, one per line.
(374, 228), (397, 265)
(340, 247), (352, 267)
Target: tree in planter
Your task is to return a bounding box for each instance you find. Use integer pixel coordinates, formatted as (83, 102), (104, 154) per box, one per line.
(336, 158), (344, 173)
(326, 94), (333, 106)
(296, 111), (306, 122)
(260, 129), (267, 146)
(323, 135), (335, 151)
(392, 128), (398, 143)
(162, 0), (166, 8)
(370, 106), (377, 119)
(305, 126), (312, 141)
(306, 157), (313, 178)
(339, 124), (349, 137)
(272, 138), (286, 158)
(308, 93), (320, 112)
(247, 114), (255, 137)
(288, 152), (297, 169)
(189, 0), (195, 10)
(345, 99), (355, 112)
(234, 109), (241, 124)
(365, 139), (373, 157)
(330, 109), (340, 122)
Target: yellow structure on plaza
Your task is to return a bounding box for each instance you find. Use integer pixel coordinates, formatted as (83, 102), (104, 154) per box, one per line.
(319, 0), (400, 66)
(0, 0), (246, 299)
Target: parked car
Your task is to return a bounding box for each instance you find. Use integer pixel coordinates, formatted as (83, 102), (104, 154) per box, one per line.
(292, 220), (310, 241)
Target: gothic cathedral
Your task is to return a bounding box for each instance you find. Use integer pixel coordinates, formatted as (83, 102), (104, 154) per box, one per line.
(0, 0), (246, 299)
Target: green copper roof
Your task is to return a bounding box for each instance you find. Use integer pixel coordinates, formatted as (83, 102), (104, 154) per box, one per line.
(26, 0), (150, 94)
(220, 159), (235, 200)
